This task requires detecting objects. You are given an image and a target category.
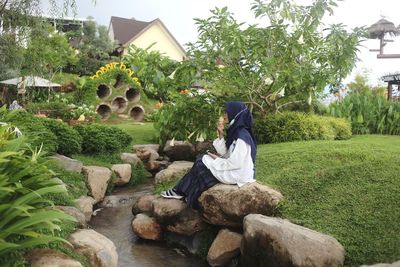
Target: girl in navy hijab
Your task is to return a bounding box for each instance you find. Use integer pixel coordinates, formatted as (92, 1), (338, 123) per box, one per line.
(161, 102), (257, 209)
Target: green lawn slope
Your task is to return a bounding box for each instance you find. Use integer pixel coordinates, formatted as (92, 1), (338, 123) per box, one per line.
(256, 135), (400, 266)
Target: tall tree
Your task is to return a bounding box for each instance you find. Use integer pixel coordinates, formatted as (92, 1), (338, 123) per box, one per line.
(0, 0), (78, 79)
(187, 0), (365, 114)
(66, 17), (114, 76)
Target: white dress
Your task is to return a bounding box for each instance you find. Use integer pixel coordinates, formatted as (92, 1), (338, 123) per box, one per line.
(202, 137), (255, 187)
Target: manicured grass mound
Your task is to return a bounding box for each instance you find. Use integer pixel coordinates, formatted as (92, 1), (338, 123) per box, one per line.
(256, 135), (400, 266)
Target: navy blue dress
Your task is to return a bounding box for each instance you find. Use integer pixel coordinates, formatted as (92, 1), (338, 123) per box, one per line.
(174, 157), (219, 209)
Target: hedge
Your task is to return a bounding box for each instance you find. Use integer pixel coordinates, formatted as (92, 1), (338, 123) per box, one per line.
(254, 112), (352, 144)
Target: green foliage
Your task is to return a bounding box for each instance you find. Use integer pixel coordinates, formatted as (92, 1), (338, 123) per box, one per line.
(0, 125), (75, 262)
(65, 18), (114, 76)
(22, 25), (77, 79)
(1, 110), (58, 154)
(129, 162), (151, 186)
(52, 72), (80, 86)
(25, 101), (71, 119)
(328, 91), (400, 135)
(153, 90), (223, 145)
(254, 112), (351, 144)
(186, 0), (365, 114)
(73, 123), (132, 154)
(71, 153), (121, 168)
(41, 119), (82, 156)
(256, 135), (400, 265)
(123, 44), (178, 100)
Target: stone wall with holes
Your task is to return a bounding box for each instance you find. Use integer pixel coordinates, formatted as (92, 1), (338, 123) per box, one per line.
(88, 64), (146, 121)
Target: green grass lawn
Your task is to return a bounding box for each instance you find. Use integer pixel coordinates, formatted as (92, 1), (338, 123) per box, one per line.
(256, 135), (400, 266)
(105, 120), (157, 145)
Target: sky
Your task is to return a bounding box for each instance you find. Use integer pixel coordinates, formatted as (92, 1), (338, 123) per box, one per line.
(46, 0), (400, 86)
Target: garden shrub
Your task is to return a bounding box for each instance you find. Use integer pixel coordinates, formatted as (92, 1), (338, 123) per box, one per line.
(326, 117), (352, 140)
(73, 123), (132, 154)
(25, 102), (71, 120)
(0, 125), (74, 263)
(42, 119), (82, 156)
(254, 112), (351, 144)
(153, 90), (222, 146)
(1, 110), (58, 154)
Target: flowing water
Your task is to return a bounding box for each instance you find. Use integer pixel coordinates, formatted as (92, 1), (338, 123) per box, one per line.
(90, 183), (208, 267)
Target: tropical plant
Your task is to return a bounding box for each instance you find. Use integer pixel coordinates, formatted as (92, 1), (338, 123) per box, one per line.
(1, 109), (59, 154)
(328, 91), (400, 135)
(185, 0), (365, 114)
(0, 124), (75, 263)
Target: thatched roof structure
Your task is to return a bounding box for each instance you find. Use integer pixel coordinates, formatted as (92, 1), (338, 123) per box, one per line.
(368, 18), (400, 39)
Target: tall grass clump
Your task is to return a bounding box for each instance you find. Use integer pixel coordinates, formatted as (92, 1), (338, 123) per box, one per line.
(328, 91), (400, 135)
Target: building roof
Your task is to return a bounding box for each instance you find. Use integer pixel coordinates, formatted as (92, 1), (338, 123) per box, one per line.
(110, 16), (153, 45)
(0, 76), (61, 88)
(109, 16), (186, 58)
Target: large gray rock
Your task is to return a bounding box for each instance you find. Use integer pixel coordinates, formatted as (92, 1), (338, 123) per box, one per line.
(100, 195), (135, 208)
(207, 229), (242, 267)
(163, 140), (196, 161)
(69, 229), (118, 267)
(131, 213), (162, 240)
(166, 208), (205, 236)
(26, 248), (83, 267)
(199, 182), (283, 227)
(74, 196), (95, 222)
(120, 153), (142, 166)
(136, 148), (159, 162)
(56, 206), (86, 228)
(241, 214), (345, 267)
(133, 144), (160, 153)
(154, 161), (193, 184)
(362, 261), (400, 267)
(111, 164), (131, 185)
(52, 154), (83, 173)
(132, 194), (158, 215)
(152, 198), (187, 223)
(82, 166), (112, 203)
(195, 141), (213, 154)
(152, 198), (204, 236)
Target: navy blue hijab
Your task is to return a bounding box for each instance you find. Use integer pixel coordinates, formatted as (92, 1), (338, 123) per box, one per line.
(225, 102), (257, 163)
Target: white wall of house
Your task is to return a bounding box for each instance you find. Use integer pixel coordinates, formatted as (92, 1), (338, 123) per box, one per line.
(124, 21), (185, 62)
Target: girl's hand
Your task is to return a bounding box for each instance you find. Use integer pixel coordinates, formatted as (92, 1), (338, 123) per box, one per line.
(207, 151), (220, 159)
(217, 117), (225, 138)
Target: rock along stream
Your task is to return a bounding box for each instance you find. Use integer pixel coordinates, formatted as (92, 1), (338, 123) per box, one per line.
(90, 182), (208, 267)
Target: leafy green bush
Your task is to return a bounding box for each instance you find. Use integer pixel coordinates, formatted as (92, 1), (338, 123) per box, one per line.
(0, 125), (75, 263)
(254, 112), (351, 144)
(153, 90), (223, 145)
(1, 110), (58, 154)
(42, 119), (82, 156)
(326, 117), (352, 140)
(328, 91), (400, 135)
(73, 123), (132, 154)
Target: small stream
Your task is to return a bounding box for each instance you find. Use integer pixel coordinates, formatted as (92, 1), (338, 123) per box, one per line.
(90, 182), (208, 267)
